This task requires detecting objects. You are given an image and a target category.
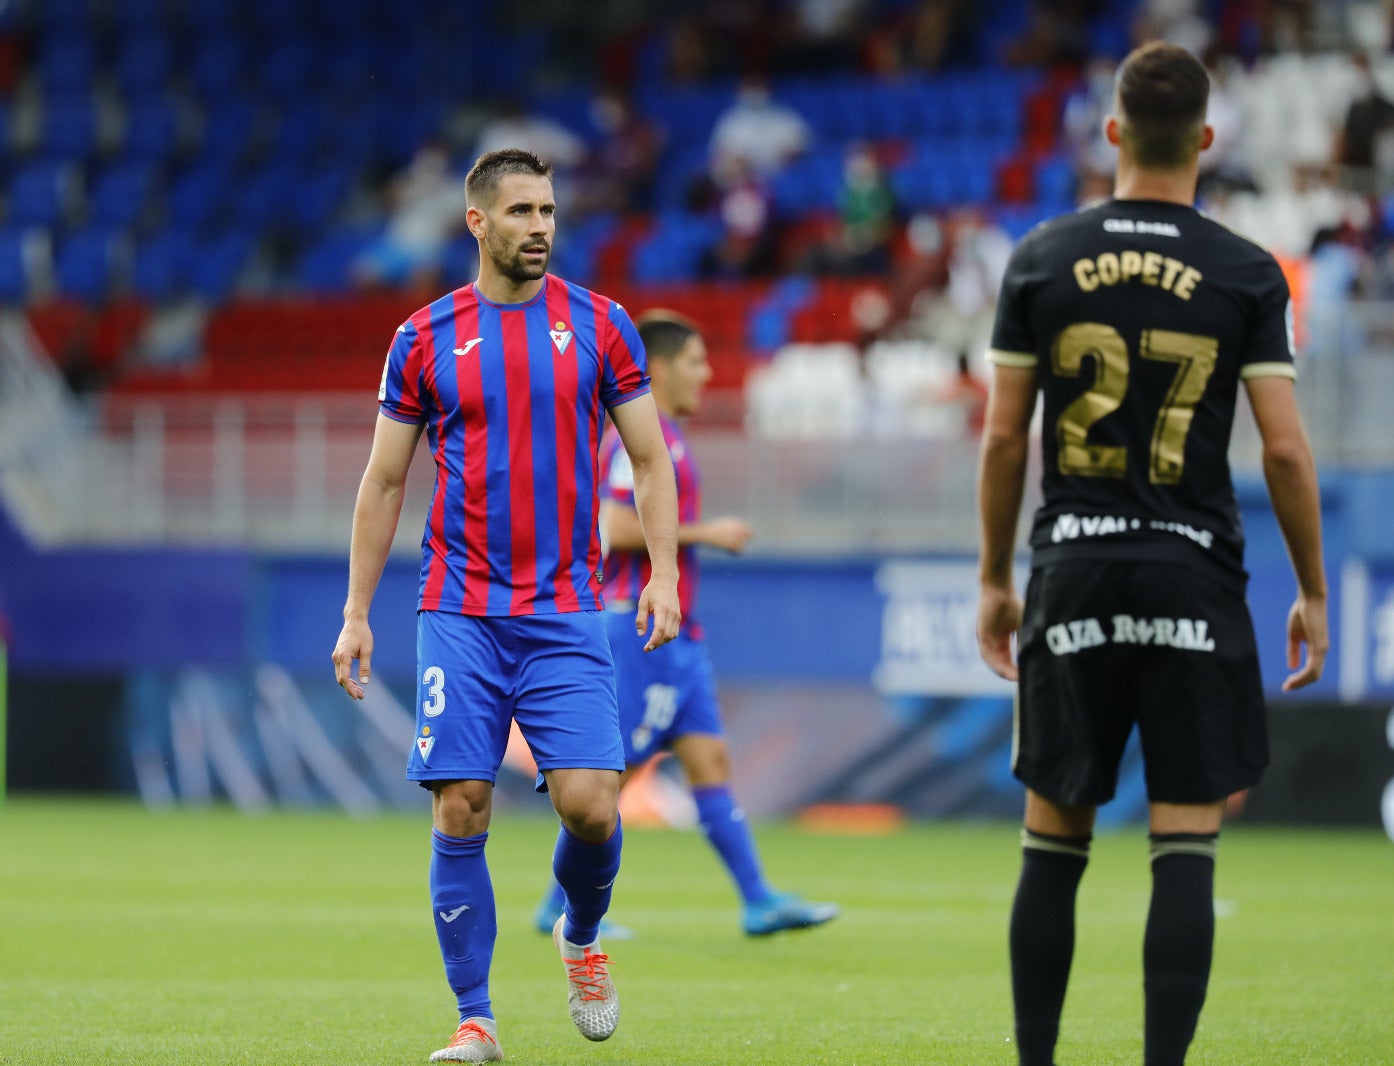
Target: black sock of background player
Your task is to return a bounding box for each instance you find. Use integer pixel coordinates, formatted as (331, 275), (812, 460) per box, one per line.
(1144, 832), (1218, 1066)
(1010, 829), (1091, 1066)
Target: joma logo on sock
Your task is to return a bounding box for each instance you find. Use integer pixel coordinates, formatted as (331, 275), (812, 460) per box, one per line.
(1045, 615), (1216, 655)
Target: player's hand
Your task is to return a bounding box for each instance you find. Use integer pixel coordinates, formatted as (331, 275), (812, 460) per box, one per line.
(332, 616), (374, 700)
(706, 516), (754, 554)
(636, 573), (681, 651)
(977, 583), (1023, 682)
(1282, 592), (1328, 691)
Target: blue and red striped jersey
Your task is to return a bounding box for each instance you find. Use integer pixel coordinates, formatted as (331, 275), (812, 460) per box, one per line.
(598, 412), (703, 638)
(377, 275), (651, 615)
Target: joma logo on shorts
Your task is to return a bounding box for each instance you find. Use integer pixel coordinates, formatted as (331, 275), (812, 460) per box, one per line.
(1045, 615), (1216, 655)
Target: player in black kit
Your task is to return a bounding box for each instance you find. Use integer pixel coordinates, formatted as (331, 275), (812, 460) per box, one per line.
(975, 41), (1329, 1066)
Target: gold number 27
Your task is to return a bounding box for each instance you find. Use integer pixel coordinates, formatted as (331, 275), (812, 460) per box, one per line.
(1052, 323), (1218, 485)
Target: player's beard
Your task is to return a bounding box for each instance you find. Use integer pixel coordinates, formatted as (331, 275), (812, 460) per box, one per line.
(489, 235), (551, 282)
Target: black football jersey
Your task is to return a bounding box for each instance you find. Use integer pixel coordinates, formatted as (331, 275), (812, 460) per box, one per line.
(988, 198), (1295, 584)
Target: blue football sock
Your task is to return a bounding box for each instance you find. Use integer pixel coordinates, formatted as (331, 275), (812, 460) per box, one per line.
(552, 819), (622, 945)
(693, 785), (771, 905)
(430, 828), (496, 1022)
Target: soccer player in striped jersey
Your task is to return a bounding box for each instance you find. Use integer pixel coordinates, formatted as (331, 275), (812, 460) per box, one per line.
(976, 44), (1328, 1066)
(332, 148), (680, 1063)
(531, 311), (839, 939)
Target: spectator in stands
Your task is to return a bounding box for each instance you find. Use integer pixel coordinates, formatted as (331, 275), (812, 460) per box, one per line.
(1062, 55), (1119, 185)
(901, 209), (1013, 368)
(929, 352), (990, 437)
(708, 77), (810, 183)
(1196, 53), (1257, 195)
(473, 100), (589, 213)
(1333, 51), (1394, 194)
(699, 157), (779, 279)
(1132, 0), (1214, 56)
(352, 141), (469, 291)
(806, 145), (897, 275)
(577, 88), (664, 214)
(1000, 0), (1096, 68)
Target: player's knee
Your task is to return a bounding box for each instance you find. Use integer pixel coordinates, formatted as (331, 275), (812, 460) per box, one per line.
(559, 801), (619, 843)
(432, 781), (492, 836)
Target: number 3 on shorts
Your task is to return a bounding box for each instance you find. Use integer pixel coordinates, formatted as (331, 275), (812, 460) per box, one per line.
(422, 665), (446, 717)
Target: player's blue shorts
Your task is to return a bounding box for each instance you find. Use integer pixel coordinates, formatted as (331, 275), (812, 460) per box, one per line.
(407, 610), (624, 786)
(604, 611), (724, 767)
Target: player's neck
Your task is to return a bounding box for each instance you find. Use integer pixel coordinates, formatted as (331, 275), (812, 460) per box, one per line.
(1112, 157), (1199, 207)
(473, 267), (544, 305)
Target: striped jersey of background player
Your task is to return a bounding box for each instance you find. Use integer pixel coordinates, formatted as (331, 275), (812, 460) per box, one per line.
(533, 309), (839, 940)
(976, 42), (1329, 1066)
(332, 148), (681, 1063)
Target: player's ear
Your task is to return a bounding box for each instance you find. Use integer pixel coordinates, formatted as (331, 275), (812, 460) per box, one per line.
(1104, 115), (1121, 147)
(1198, 123), (1215, 151)
(465, 204), (487, 239)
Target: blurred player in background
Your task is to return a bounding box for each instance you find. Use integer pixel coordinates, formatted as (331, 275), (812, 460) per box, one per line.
(975, 42), (1328, 1066)
(332, 148), (680, 1063)
(533, 310), (839, 939)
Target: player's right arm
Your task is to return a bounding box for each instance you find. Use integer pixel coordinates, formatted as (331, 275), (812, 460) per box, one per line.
(1245, 374), (1329, 691)
(976, 363), (1036, 681)
(332, 413), (423, 700)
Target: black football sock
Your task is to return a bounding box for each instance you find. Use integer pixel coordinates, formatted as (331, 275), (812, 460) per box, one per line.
(1144, 832), (1218, 1066)
(1010, 828), (1091, 1066)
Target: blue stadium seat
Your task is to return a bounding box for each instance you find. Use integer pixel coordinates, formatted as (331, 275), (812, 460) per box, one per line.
(296, 224), (383, 292)
(1034, 156), (1077, 210)
(36, 0), (94, 30)
(132, 228), (196, 302)
(55, 226), (129, 302)
(36, 40), (95, 95)
(267, 103), (330, 166)
(122, 96), (182, 164)
(630, 212), (723, 282)
(286, 165), (352, 235)
(199, 99), (257, 165)
(165, 161), (233, 231)
(39, 95), (100, 160)
(110, 0), (167, 33)
(259, 42), (316, 97)
(7, 162), (79, 228)
(190, 232), (252, 301)
(114, 33), (173, 99)
(232, 164), (301, 231)
(89, 163), (157, 228)
(188, 40), (246, 100)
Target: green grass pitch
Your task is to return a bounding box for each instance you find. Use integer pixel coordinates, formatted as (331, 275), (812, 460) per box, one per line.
(1, 800), (1390, 1064)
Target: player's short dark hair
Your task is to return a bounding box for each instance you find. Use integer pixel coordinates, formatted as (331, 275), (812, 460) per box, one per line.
(1115, 41), (1210, 170)
(465, 148), (553, 208)
(635, 310), (701, 362)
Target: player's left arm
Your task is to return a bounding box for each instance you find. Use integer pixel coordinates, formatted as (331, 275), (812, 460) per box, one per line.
(609, 393), (681, 650)
(602, 500), (753, 555)
(976, 363), (1036, 681)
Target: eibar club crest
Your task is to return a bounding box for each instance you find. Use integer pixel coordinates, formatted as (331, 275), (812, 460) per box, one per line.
(417, 734), (436, 763)
(550, 320), (573, 355)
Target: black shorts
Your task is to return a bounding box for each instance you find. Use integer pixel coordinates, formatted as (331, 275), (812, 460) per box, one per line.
(1015, 559), (1268, 806)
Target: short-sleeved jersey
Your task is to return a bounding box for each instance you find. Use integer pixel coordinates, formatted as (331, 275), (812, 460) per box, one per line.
(378, 274), (651, 615)
(988, 199), (1296, 585)
(598, 413), (704, 638)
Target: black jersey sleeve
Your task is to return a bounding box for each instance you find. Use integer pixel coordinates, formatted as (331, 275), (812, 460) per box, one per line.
(987, 229), (1040, 368)
(1239, 255), (1297, 379)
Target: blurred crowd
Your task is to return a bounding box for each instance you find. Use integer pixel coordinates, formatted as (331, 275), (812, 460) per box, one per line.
(4, 0), (1394, 400)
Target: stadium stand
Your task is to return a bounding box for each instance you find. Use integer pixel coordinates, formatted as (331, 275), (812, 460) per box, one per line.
(0, 1), (1390, 450)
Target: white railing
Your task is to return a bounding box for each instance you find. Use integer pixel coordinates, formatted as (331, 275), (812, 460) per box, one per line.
(1, 315), (1389, 553)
